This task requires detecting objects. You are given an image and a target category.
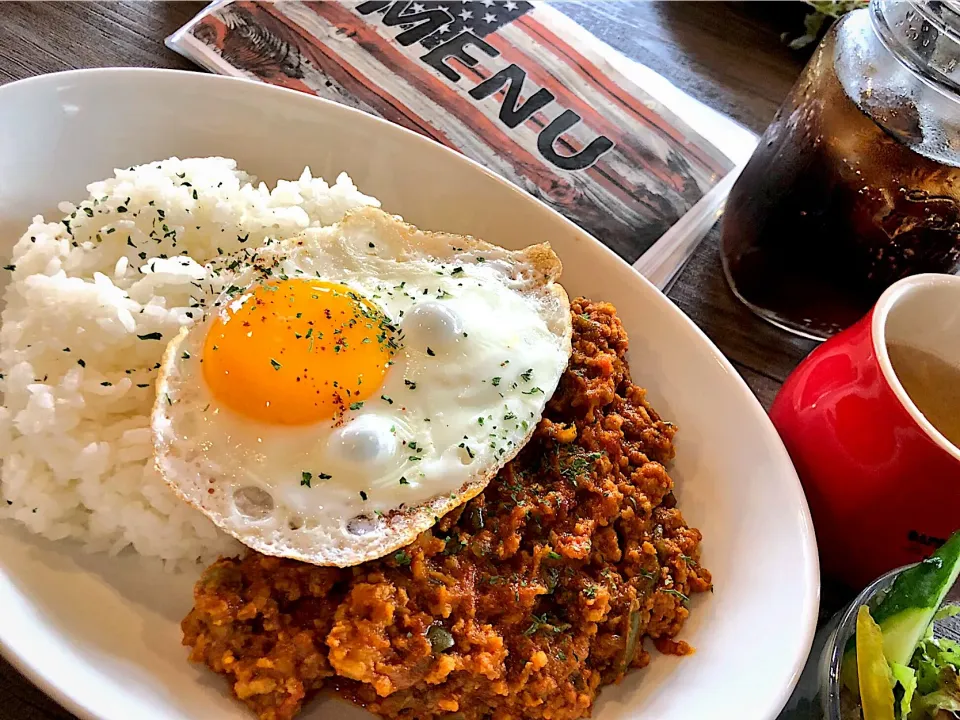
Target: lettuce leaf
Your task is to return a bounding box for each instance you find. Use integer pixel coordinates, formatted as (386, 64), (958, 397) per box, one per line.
(905, 607), (960, 717)
(933, 606), (960, 622)
(805, 0), (868, 17)
(785, 1), (868, 50)
(890, 663), (916, 719)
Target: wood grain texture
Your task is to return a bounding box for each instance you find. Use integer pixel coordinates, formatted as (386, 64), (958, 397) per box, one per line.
(0, 2), (814, 718)
(0, 1), (202, 82)
(554, 0), (809, 133)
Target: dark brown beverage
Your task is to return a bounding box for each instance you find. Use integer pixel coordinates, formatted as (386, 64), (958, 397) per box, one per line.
(722, 24), (960, 339)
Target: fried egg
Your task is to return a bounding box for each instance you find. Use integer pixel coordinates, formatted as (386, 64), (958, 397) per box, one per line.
(152, 208), (571, 566)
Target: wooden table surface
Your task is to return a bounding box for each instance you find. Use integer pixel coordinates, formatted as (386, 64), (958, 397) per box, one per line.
(0, 2), (815, 718)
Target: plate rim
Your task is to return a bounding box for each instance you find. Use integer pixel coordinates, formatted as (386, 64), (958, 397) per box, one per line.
(0, 66), (820, 720)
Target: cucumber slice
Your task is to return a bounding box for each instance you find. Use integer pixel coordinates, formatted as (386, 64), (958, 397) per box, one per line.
(843, 530), (960, 692)
(876, 531), (960, 665)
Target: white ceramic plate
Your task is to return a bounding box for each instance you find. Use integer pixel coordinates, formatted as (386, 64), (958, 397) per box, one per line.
(0, 69), (818, 720)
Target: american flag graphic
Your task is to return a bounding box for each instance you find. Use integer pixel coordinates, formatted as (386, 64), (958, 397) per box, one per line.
(169, 1), (731, 261)
(407, 1), (534, 49)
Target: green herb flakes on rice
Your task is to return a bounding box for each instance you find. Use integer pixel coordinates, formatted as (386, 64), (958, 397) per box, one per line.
(0, 157), (378, 567)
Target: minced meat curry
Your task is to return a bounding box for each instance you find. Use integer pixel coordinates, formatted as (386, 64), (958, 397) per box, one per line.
(182, 298), (712, 720)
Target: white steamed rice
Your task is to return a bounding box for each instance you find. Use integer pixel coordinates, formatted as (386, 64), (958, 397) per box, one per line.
(0, 157), (378, 567)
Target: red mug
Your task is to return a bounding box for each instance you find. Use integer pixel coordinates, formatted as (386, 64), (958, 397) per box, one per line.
(770, 274), (960, 589)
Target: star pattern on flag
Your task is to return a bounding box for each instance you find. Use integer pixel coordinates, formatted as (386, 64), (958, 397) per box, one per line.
(389, 1), (533, 49)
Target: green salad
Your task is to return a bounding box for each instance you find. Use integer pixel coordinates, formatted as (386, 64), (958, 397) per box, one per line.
(843, 531), (960, 719)
(788, 1), (868, 49)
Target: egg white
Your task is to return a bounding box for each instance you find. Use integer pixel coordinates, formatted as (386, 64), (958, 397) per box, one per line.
(152, 208), (571, 566)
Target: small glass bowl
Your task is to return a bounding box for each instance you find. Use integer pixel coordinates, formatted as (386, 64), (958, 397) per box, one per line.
(779, 566), (906, 720)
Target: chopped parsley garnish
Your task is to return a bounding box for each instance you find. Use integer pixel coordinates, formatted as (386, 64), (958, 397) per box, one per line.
(137, 332), (163, 341)
(639, 569), (657, 581)
(3, 265), (15, 272)
(394, 550), (412, 566)
(451, 267), (464, 275)
(349, 401), (363, 411)
(477, 417), (484, 426)
(663, 588), (690, 604)
(440, 536), (464, 557)
(408, 456), (422, 462)
(77, 359), (86, 367)
(583, 586), (597, 599)
(522, 613), (553, 637)
(100, 381), (112, 387)
(381, 395), (393, 404)
(520, 369), (533, 382)
(319, 472), (332, 480)
(521, 387), (543, 395)
(270, 358), (282, 371)
(181, 352), (190, 360)
(404, 379), (417, 390)
(301, 472), (312, 488)
(426, 347), (436, 357)
(137, 383), (149, 388)
(546, 551), (562, 561)
(504, 411), (516, 421)
(399, 476), (409, 485)
(491, 376), (501, 386)
(359, 490), (368, 501)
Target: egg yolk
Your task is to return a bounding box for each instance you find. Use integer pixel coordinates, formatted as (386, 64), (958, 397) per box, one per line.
(203, 279), (395, 425)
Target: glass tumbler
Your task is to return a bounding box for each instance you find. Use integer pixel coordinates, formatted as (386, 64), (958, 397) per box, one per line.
(722, 0), (960, 340)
